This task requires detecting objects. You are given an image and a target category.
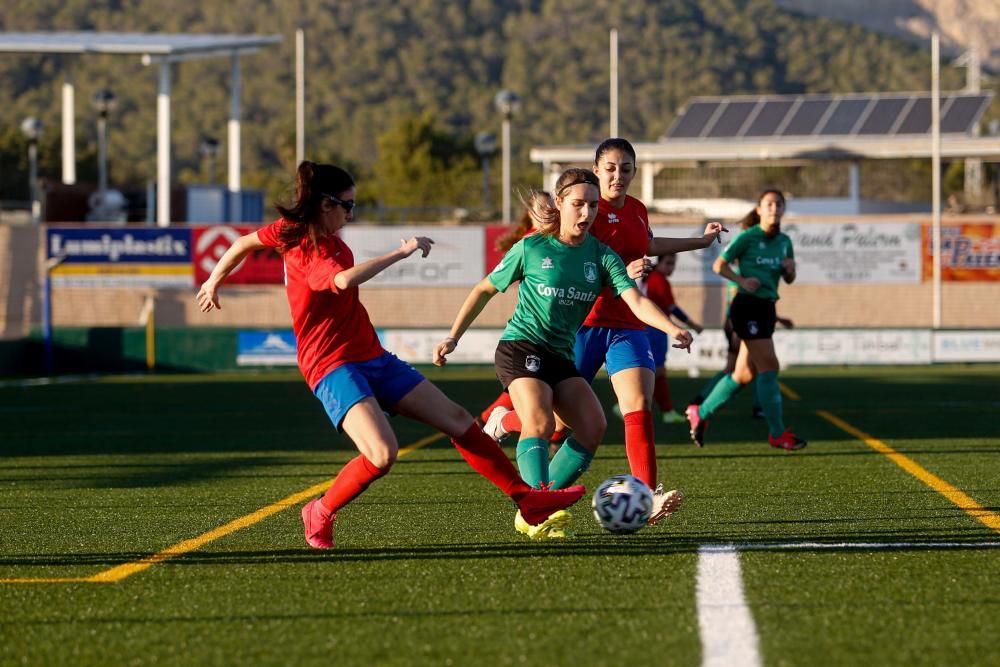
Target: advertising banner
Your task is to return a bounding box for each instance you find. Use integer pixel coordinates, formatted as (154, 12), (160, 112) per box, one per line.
(236, 331), (298, 366)
(192, 225), (284, 285)
(781, 222), (922, 284)
(47, 227), (193, 287)
(932, 330), (1000, 362)
(922, 222), (1000, 281)
(341, 226), (485, 287)
(650, 225), (725, 286)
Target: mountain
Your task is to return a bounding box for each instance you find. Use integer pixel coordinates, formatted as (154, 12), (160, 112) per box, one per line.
(774, 0), (1000, 74)
(0, 0), (991, 209)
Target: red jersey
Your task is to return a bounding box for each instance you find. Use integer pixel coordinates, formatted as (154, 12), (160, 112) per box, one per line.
(644, 269), (676, 311)
(257, 220), (384, 389)
(583, 195), (652, 329)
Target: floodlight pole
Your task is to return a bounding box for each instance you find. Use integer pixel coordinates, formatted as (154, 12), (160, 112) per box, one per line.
(62, 82), (76, 185)
(157, 61), (172, 226)
(494, 90), (521, 225)
(931, 32), (942, 329)
(609, 28), (619, 137)
(228, 52), (242, 223)
(296, 28), (305, 166)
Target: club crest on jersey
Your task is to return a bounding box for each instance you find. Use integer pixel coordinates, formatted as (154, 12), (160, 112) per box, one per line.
(583, 262), (597, 282)
(759, 241), (766, 249)
(541, 257), (554, 269)
(607, 212), (619, 224)
(525, 355), (541, 372)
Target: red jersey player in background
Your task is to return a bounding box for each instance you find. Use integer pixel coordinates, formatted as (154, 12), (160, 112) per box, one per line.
(196, 162), (583, 549)
(619, 252), (704, 424)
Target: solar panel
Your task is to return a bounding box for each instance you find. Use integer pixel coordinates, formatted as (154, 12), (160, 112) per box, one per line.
(817, 98), (869, 135)
(667, 101), (720, 138)
(895, 97), (932, 134)
(941, 94), (990, 133)
(743, 100), (794, 137)
(780, 99), (830, 136)
(706, 101), (758, 138)
(857, 98), (909, 135)
(665, 92), (992, 141)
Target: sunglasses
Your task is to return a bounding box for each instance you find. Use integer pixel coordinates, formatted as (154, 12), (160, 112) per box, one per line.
(321, 193), (356, 213)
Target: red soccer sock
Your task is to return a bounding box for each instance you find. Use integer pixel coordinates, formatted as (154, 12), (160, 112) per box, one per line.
(653, 375), (674, 412)
(452, 423), (531, 499)
(624, 410), (656, 488)
(479, 392), (514, 424)
(501, 410), (523, 434)
(321, 455), (390, 514)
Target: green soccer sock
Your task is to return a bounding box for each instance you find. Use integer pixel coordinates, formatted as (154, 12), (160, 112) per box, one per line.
(699, 374), (744, 420)
(515, 436), (550, 489)
(756, 371), (785, 438)
(547, 437), (594, 490)
(696, 370), (727, 403)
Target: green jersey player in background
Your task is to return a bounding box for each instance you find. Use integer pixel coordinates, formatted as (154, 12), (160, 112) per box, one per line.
(686, 189), (807, 451)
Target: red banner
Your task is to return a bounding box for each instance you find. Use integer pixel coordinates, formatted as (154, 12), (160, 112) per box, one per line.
(922, 222), (1000, 281)
(192, 225), (285, 285)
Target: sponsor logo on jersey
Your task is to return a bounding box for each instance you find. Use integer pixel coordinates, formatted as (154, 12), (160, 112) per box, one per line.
(525, 355), (541, 372)
(541, 256), (554, 269)
(607, 212), (619, 224)
(584, 262), (597, 282)
(535, 283), (598, 304)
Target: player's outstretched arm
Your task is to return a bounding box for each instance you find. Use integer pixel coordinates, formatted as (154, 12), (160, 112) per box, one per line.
(433, 277), (499, 366)
(647, 222), (727, 255)
(619, 287), (693, 353)
(334, 236), (434, 290)
(197, 232), (266, 312)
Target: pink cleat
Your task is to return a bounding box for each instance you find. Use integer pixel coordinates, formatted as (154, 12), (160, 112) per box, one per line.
(517, 485), (586, 526)
(301, 498), (336, 549)
(686, 404), (709, 448)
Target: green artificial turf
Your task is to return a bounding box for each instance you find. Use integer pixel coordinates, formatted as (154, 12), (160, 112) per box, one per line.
(1, 366), (998, 666)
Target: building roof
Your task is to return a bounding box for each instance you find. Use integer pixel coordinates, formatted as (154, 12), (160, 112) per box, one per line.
(531, 91), (1000, 165)
(0, 31), (281, 57)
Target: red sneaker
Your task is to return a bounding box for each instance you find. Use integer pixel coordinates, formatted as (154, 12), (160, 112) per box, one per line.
(685, 404), (708, 447)
(517, 485), (586, 525)
(768, 428), (807, 451)
(301, 498), (336, 549)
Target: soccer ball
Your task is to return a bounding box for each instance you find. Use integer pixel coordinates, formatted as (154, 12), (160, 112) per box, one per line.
(592, 474), (653, 534)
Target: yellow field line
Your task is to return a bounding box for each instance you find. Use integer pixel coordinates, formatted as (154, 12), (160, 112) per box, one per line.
(778, 381), (800, 400)
(817, 410), (1000, 535)
(1, 432), (446, 585)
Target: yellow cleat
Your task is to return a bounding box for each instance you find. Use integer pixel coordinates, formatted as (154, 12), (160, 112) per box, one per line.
(514, 509), (573, 540)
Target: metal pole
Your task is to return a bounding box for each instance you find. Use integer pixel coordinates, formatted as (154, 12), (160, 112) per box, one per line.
(610, 28), (619, 137)
(931, 32), (942, 329)
(28, 141), (40, 224)
(296, 28), (305, 166)
(481, 157), (490, 210)
(157, 61), (172, 226)
(97, 114), (108, 200)
(228, 52), (242, 222)
(501, 116), (511, 224)
(62, 82), (76, 185)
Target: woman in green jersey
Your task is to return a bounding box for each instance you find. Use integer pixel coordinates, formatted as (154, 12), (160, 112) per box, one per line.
(685, 189), (807, 451)
(433, 168), (693, 539)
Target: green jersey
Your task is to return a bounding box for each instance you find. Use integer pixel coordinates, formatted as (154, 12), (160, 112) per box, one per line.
(489, 233), (635, 360)
(720, 225), (794, 301)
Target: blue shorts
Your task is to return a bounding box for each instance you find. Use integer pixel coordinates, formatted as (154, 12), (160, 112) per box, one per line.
(574, 326), (656, 383)
(645, 327), (669, 367)
(312, 352), (424, 430)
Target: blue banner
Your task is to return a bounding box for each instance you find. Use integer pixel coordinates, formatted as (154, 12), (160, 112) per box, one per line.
(47, 227), (192, 263)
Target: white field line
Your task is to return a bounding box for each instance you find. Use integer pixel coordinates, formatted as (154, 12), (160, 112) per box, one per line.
(694, 540), (1000, 666)
(697, 545), (762, 667)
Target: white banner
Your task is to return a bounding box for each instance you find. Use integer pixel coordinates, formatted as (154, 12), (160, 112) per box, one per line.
(933, 330), (1000, 362)
(781, 221), (922, 284)
(340, 226), (484, 287)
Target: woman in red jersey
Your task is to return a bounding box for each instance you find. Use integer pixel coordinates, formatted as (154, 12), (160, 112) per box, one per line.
(197, 162), (584, 549)
(576, 138), (724, 525)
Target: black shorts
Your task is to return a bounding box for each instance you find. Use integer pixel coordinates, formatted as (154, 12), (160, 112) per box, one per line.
(729, 293), (777, 340)
(495, 340), (581, 390)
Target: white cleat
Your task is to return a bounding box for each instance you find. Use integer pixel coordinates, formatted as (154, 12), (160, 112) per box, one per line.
(648, 484), (684, 525)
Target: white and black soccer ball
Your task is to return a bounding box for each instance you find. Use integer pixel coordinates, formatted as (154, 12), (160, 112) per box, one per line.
(592, 474), (653, 534)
